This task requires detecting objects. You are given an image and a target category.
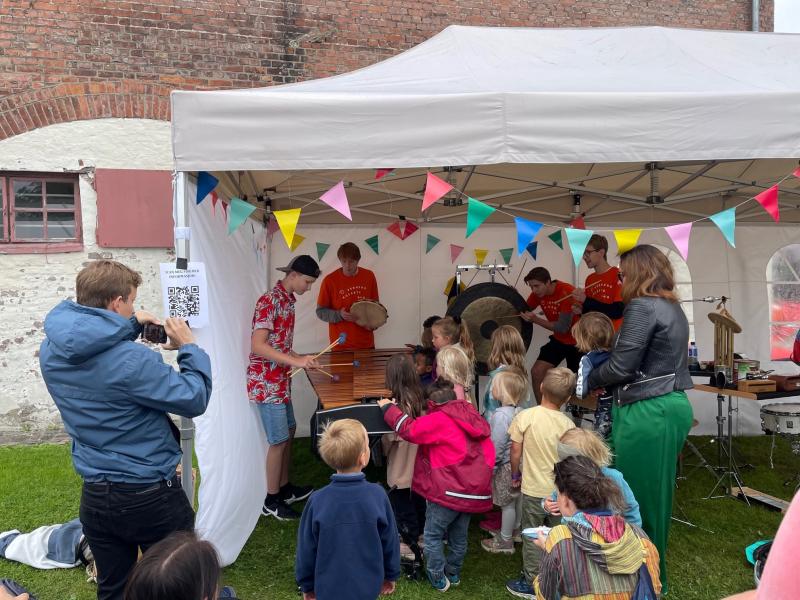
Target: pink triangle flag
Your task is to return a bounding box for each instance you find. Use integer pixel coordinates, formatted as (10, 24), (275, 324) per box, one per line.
(210, 191), (218, 216)
(664, 222), (692, 261)
(386, 221), (403, 240)
(754, 185), (780, 223)
(422, 172), (453, 211)
(221, 200), (228, 222)
(319, 181), (352, 221)
(793, 166), (800, 178)
(450, 244), (464, 264)
(570, 215), (586, 230)
(401, 221), (418, 240)
(375, 168), (395, 180)
(267, 216), (280, 236)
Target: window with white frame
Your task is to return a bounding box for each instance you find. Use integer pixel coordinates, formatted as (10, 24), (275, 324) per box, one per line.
(653, 244), (695, 342)
(1, 174), (82, 248)
(767, 244), (800, 360)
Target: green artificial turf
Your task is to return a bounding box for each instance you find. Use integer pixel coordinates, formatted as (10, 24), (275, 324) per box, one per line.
(0, 435), (796, 599)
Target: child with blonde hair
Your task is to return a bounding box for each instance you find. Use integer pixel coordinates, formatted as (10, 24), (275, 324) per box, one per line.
(572, 311), (615, 439)
(481, 369), (527, 554)
(543, 428), (641, 526)
(431, 316), (476, 366)
(436, 344), (476, 406)
(483, 325), (532, 416)
(505, 367), (576, 598)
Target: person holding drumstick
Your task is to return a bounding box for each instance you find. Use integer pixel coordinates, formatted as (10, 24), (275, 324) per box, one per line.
(572, 234), (624, 330)
(316, 242), (380, 350)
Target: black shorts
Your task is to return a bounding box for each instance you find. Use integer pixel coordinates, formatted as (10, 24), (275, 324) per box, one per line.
(537, 337), (581, 372)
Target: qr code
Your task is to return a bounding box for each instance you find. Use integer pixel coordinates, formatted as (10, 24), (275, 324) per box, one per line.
(167, 286), (200, 318)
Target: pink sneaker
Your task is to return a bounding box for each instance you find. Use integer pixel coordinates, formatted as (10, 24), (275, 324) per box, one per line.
(481, 536), (515, 554)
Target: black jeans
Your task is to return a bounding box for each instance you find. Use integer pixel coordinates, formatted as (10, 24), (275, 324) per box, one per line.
(79, 476), (195, 600)
(388, 487), (427, 543)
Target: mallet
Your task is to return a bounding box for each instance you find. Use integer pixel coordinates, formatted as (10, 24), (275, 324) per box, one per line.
(290, 332), (348, 377)
(324, 360), (361, 368)
(555, 280), (603, 303)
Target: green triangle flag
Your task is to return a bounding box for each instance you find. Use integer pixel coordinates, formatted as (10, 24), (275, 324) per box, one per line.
(465, 197), (496, 238)
(316, 242), (330, 261)
(548, 230), (564, 250)
(228, 197), (256, 235)
(499, 247), (513, 264)
(426, 234), (440, 254)
(365, 235), (379, 255)
(709, 207), (737, 248)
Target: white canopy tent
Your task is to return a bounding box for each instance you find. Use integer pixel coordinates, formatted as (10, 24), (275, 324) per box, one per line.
(170, 26), (800, 564)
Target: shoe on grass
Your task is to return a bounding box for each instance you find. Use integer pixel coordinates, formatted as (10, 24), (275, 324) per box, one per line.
(481, 536), (515, 554)
(261, 498), (299, 520)
(427, 570), (450, 592)
(446, 573), (460, 586)
(506, 575), (535, 599)
(281, 483), (314, 505)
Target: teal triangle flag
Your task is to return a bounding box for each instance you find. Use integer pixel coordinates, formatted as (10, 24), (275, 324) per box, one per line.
(499, 248), (513, 264)
(426, 234), (440, 254)
(548, 230), (564, 250)
(228, 197), (256, 235)
(709, 207), (736, 247)
(365, 235), (379, 255)
(565, 228), (595, 267)
(465, 197), (496, 238)
(316, 242), (330, 261)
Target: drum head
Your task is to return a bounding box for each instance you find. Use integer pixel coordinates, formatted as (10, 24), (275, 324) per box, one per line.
(761, 403), (800, 416)
(446, 282), (533, 375)
(350, 301), (388, 330)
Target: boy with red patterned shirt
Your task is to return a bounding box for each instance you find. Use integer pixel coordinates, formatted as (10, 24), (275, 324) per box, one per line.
(249, 254), (321, 520)
(572, 234), (624, 330)
(521, 267), (581, 404)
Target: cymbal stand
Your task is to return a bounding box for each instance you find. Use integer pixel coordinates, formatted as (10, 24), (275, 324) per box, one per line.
(705, 392), (749, 505)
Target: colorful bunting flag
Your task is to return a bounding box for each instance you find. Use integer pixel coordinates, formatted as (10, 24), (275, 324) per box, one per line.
(450, 244), (464, 263)
(375, 169), (395, 180)
(426, 234), (441, 254)
(499, 248), (513, 264)
(565, 228), (594, 267)
(316, 242), (330, 261)
(274, 208), (301, 249)
(228, 197), (256, 235)
(266, 216), (280, 236)
(526, 241), (538, 260)
(710, 207), (736, 247)
(474, 248), (488, 265)
(422, 172), (453, 211)
(319, 181), (352, 221)
(548, 230), (564, 250)
(289, 234), (306, 252)
(210, 191), (218, 215)
(569, 215), (586, 230)
(365, 235), (379, 255)
(515, 217), (543, 256)
(221, 199), (228, 221)
(386, 220), (419, 240)
(614, 229), (642, 255)
(665, 222), (692, 261)
(754, 185), (780, 223)
(196, 171), (218, 205)
(794, 166), (800, 178)
(466, 197), (495, 238)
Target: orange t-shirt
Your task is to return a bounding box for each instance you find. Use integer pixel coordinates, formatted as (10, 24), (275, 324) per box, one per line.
(526, 280), (578, 345)
(317, 267), (379, 350)
(585, 267), (624, 330)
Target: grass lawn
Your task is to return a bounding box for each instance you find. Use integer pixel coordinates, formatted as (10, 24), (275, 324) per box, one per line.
(0, 435), (797, 600)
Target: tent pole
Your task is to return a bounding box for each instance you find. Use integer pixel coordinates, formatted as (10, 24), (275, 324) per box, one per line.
(174, 171), (196, 505)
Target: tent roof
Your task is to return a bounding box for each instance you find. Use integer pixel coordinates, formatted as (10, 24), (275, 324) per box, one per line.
(171, 26), (800, 224)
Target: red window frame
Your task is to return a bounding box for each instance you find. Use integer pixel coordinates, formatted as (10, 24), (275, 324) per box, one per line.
(0, 173), (83, 254)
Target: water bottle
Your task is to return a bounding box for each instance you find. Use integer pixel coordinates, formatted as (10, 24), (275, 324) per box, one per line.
(689, 341), (698, 366)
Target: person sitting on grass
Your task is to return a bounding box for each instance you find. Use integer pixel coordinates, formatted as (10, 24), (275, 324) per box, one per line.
(532, 455), (661, 600)
(296, 419), (400, 600)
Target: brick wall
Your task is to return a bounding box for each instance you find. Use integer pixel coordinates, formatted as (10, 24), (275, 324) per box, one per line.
(0, 0), (774, 140)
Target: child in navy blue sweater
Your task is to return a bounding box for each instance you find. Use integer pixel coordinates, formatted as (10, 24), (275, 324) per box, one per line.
(296, 419), (400, 600)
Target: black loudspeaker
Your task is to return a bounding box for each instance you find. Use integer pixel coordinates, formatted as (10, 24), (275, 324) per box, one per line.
(310, 402), (395, 454)
(715, 370), (727, 389)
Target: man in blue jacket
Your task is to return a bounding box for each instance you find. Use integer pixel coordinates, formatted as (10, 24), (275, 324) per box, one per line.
(39, 260), (212, 600)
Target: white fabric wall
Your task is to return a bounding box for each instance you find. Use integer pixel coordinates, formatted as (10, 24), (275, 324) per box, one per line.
(190, 210), (800, 563)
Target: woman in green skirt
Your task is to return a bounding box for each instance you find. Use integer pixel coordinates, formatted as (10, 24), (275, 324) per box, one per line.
(587, 244), (694, 592)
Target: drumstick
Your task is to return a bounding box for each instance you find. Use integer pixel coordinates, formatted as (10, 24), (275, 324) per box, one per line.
(289, 333), (348, 377)
(325, 360), (361, 367)
(496, 313), (523, 320)
(555, 280), (603, 303)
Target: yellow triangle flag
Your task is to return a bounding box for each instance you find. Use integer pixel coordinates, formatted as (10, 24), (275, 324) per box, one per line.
(274, 208), (301, 249)
(614, 229), (642, 254)
(474, 248), (488, 265)
(289, 233), (306, 252)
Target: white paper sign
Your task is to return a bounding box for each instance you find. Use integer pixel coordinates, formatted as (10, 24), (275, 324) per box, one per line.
(159, 262), (208, 328)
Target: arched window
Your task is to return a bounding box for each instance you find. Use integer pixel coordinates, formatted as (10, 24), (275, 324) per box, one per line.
(653, 244), (695, 342)
(767, 244), (800, 360)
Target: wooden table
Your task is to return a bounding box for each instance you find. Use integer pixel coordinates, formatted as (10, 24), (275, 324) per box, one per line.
(694, 383), (800, 402)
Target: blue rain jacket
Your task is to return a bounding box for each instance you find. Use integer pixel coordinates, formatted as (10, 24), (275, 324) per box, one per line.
(40, 300), (212, 483)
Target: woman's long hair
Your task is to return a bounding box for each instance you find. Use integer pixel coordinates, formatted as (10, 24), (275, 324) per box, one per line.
(487, 325), (528, 374)
(554, 455), (625, 513)
(385, 353), (425, 418)
(124, 532), (220, 600)
(619, 244), (679, 304)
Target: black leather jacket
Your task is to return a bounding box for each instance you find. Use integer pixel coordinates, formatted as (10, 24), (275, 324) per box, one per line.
(587, 296), (693, 406)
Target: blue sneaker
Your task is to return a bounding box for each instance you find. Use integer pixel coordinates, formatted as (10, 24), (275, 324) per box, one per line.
(427, 570), (450, 592)
(506, 575), (534, 599)
(446, 573), (461, 586)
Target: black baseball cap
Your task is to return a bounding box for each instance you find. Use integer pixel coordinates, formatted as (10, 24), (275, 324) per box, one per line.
(277, 254), (321, 278)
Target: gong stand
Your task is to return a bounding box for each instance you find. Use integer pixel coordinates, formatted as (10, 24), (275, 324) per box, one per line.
(454, 263), (511, 292)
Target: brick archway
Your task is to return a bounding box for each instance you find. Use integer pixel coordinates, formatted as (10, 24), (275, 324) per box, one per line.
(0, 81), (174, 141)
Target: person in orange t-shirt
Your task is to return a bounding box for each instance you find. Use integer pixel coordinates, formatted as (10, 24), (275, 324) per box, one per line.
(316, 242), (380, 350)
(521, 267), (581, 404)
(572, 234), (624, 330)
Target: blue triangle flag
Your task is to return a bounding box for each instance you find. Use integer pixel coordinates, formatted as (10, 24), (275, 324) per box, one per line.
(709, 207), (736, 248)
(196, 171), (219, 205)
(526, 241), (538, 260)
(515, 217), (543, 256)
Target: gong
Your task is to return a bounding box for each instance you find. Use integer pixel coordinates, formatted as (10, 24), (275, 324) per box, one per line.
(446, 282), (533, 375)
